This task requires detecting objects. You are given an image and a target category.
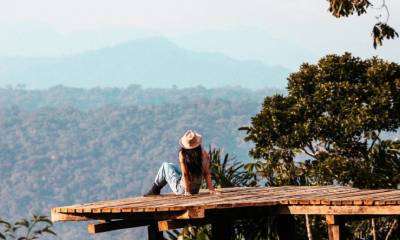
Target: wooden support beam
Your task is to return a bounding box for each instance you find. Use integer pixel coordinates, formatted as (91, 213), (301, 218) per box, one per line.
(206, 205), (400, 224)
(175, 207), (205, 219)
(325, 215), (340, 225)
(326, 215), (345, 240)
(273, 205), (400, 215)
(84, 208), (204, 235)
(85, 208), (205, 234)
(328, 224), (340, 240)
(51, 209), (94, 222)
(158, 219), (213, 231)
(88, 219), (154, 234)
(51, 208), (203, 223)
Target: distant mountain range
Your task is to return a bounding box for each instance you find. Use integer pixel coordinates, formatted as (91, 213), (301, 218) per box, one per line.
(0, 38), (290, 89)
(0, 24), (315, 69)
(172, 27), (317, 69)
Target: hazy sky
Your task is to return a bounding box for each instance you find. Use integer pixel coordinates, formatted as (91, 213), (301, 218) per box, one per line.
(0, 0), (399, 66)
(1, 0), (398, 34)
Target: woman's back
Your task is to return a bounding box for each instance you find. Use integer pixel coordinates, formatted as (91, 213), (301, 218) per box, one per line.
(181, 148), (208, 194)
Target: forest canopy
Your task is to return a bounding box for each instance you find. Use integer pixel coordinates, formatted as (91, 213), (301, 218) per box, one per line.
(0, 86), (277, 240)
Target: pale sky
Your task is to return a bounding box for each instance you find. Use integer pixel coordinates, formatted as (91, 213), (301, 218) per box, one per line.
(0, 0), (397, 33)
(0, 0), (398, 35)
(0, 0), (399, 66)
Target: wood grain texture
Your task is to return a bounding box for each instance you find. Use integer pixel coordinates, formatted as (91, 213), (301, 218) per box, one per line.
(51, 186), (400, 223)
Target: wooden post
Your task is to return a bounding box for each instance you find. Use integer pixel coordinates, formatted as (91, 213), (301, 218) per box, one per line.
(276, 215), (296, 240)
(327, 224), (340, 240)
(326, 215), (345, 240)
(148, 223), (163, 240)
(305, 214), (313, 240)
(211, 219), (233, 240)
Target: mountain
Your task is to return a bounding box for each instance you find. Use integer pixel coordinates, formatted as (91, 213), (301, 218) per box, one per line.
(0, 23), (156, 57)
(0, 24), (314, 69)
(172, 27), (318, 69)
(0, 38), (290, 89)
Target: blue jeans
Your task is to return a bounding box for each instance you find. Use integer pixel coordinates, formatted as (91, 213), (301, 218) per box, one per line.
(154, 162), (185, 194)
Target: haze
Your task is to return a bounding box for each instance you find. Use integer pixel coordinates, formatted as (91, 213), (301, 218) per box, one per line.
(0, 0), (398, 87)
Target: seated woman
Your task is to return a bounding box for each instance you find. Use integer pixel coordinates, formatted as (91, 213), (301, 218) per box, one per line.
(145, 130), (217, 196)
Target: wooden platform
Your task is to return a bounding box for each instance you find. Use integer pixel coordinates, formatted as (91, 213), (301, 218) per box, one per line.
(51, 186), (400, 240)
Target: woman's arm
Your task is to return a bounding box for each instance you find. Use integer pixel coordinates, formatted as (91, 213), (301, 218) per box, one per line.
(179, 151), (191, 195)
(202, 150), (217, 194)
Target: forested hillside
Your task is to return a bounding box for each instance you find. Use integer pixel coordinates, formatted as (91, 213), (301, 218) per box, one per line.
(0, 86), (279, 239)
(0, 85), (281, 110)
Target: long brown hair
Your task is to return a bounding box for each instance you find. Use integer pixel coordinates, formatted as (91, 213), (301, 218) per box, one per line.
(181, 145), (203, 178)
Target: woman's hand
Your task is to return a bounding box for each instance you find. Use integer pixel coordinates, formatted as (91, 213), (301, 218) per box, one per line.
(209, 188), (220, 195)
(184, 191), (192, 196)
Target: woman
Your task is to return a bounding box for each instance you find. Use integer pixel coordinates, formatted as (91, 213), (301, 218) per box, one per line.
(144, 129), (217, 196)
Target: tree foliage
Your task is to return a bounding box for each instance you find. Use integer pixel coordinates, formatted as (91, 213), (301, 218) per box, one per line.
(241, 53), (400, 238)
(0, 215), (56, 240)
(327, 0), (398, 48)
(242, 53), (400, 188)
(208, 148), (256, 188)
(166, 225), (210, 240)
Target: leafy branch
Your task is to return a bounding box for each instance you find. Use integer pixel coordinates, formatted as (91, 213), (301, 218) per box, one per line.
(0, 215), (56, 240)
(327, 0), (398, 48)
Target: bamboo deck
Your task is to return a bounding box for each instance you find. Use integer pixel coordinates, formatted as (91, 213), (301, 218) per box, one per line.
(51, 186), (400, 239)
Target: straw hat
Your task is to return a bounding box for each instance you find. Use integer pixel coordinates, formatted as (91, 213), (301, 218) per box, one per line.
(179, 130), (202, 149)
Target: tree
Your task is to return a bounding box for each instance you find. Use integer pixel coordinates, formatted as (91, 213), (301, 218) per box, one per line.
(0, 215), (56, 240)
(242, 52), (400, 188)
(241, 52), (400, 238)
(327, 0), (398, 48)
(208, 148), (256, 188)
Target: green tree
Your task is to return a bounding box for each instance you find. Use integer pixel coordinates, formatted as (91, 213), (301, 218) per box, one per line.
(208, 148), (256, 188)
(327, 0), (398, 48)
(241, 53), (400, 238)
(242, 52), (400, 188)
(0, 215), (56, 240)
